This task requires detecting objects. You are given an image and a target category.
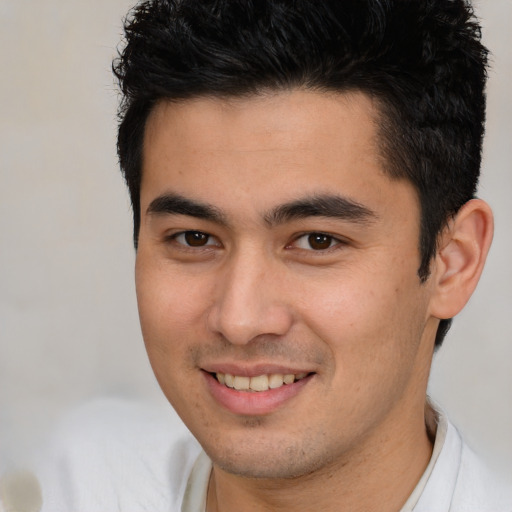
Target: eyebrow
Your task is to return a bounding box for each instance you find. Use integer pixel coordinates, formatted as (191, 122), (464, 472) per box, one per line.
(264, 194), (377, 226)
(146, 193), (229, 226)
(146, 192), (376, 227)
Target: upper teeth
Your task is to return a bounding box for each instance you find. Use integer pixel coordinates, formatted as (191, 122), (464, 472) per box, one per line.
(216, 372), (308, 392)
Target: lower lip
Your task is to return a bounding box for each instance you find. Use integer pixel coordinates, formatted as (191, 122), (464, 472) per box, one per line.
(203, 371), (313, 416)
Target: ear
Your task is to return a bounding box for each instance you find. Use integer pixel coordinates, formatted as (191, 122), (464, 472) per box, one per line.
(429, 199), (494, 320)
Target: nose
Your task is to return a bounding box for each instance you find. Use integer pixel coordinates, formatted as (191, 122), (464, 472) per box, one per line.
(207, 249), (294, 345)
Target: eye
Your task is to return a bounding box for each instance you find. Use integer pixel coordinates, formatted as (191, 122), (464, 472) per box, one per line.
(172, 230), (220, 248)
(292, 232), (342, 251)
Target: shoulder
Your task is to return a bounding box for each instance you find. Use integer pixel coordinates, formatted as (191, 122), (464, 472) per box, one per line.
(36, 398), (201, 512)
(451, 437), (512, 512)
(415, 408), (512, 512)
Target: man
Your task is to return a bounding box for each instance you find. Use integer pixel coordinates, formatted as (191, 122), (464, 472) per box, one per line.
(37, 0), (511, 510)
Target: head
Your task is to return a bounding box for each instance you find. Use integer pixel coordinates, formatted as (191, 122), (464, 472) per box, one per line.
(114, 0), (488, 348)
(113, 0), (493, 485)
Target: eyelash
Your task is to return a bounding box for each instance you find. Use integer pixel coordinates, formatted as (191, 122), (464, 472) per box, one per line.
(167, 230), (221, 249)
(288, 232), (346, 252)
(167, 230), (346, 253)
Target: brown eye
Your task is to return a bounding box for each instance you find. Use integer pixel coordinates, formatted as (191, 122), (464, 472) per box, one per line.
(290, 232), (342, 251)
(173, 231), (218, 247)
(307, 233), (334, 250)
(183, 231), (210, 246)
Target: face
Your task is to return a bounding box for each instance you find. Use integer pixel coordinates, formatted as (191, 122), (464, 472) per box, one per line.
(136, 90), (439, 479)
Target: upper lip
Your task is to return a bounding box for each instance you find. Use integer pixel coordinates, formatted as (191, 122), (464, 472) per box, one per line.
(201, 363), (314, 378)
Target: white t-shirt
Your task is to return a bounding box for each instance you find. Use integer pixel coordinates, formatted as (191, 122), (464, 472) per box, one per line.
(32, 398), (511, 512)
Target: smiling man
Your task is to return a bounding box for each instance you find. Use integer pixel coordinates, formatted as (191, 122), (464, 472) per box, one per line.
(137, 91), (440, 510)
(37, 0), (511, 511)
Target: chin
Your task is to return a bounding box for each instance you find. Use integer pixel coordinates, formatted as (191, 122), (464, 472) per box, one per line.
(204, 438), (333, 480)
(215, 459), (312, 480)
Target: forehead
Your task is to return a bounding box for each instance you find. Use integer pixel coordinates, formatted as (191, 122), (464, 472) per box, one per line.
(140, 90), (416, 222)
(144, 89), (380, 157)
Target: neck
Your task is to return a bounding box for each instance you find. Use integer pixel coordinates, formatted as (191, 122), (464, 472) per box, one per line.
(206, 401), (434, 512)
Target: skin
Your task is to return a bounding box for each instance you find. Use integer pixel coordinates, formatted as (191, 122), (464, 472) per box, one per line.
(135, 90), (493, 512)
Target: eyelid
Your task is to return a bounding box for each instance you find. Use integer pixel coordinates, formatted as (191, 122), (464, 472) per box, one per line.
(164, 229), (347, 252)
(167, 230), (222, 248)
(288, 231), (348, 251)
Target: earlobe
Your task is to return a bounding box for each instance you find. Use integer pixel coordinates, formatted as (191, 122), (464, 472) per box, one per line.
(429, 199), (494, 320)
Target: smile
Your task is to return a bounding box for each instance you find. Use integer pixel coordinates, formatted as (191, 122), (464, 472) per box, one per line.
(204, 369), (314, 415)
(215, 372), (309, 392)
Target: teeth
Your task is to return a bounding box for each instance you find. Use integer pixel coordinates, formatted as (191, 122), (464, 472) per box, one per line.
(215, 372), (308, 392)
(233, 376), (250, 390)
(268, 373), (284, 389)
(283, 374), (295, 385)
(249, 374), (269, 391)
(224, 373), (234, 388)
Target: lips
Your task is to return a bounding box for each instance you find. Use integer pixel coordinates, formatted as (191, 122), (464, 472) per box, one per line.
(203, 366), (314, 415)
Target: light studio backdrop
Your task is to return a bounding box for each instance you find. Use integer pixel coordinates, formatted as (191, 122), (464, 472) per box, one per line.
(1, 0), (511, 475)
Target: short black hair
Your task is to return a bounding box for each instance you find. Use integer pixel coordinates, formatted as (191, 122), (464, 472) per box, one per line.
(113, 0), (488, 347)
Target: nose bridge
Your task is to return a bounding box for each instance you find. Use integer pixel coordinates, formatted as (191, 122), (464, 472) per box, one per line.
(207, 244), (293, 345)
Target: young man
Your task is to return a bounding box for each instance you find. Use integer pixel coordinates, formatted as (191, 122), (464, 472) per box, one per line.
(37, 0), (511, 510)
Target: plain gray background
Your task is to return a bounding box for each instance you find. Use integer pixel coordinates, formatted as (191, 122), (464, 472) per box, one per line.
(1, 0), (511, 475)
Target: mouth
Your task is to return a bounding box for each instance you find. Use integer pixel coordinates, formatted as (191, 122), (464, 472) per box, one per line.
(203, 368), (315, 415)
(213, 372), (310, 392)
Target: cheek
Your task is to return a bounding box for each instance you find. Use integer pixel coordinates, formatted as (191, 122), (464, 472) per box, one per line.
(296, 272), (430, 433)
(135, 262), (211, 413)
(297, 273), (394, 338)
(135, 259), (210, 361)
(297, 264), (427, 370)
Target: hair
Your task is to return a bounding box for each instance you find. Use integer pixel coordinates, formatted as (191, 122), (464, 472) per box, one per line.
(113, 0), (488, 347)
